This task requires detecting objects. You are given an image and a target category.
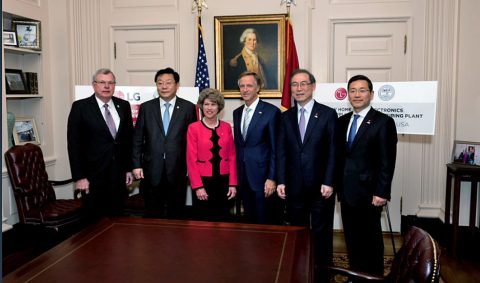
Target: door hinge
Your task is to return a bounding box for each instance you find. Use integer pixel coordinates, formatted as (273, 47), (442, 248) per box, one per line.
(404, 35), (407, 55)
(114, 42), (117, 59)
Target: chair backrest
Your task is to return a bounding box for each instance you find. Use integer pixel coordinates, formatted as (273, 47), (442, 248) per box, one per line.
(388, 226), (441, 283)
(5, 143), (57, 224)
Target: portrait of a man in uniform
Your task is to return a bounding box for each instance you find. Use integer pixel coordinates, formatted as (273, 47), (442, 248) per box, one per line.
(220, 22), (280, 92)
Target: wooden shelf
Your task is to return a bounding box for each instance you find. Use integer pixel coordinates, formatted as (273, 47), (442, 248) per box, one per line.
(6, 94), (43, 99)
(4, 46), (41, 55)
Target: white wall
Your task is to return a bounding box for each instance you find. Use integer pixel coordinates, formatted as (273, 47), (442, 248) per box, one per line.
(455, 0), (480, 226)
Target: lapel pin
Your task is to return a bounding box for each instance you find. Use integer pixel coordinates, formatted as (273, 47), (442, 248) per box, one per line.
(259, 111), (262, 115)
(176, 106), (180, 109)
(314, 113), (319, 118)
(366, 120), (371, 124)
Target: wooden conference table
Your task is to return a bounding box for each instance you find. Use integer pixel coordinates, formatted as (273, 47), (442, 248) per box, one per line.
(4, 217), (313, 283)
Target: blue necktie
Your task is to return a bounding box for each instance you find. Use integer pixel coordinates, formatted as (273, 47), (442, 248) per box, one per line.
(163, 102), (170, 134)
(348, 114), (360, 148)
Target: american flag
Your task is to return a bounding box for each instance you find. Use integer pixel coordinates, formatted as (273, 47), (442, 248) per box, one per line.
(195, 16), (210, 92)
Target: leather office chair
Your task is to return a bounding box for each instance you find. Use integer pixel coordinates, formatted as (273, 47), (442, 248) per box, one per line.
(327, 226), (441, 283)
(4, 143), (84, 231)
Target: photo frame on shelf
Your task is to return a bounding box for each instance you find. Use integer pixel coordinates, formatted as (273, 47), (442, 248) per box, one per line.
(5, 68), (28, 94)
(13, 20), (41, 50)
(214, 14), (286, 98)
(3, 30), (18, 46)
(13, 117), (41, 145)
(451, 140), (480, 166)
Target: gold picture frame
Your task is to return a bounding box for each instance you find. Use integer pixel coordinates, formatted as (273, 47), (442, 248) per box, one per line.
(13, 20), (41, 50)
(215, 14), (286, 98)
(13, 117), (41, 145)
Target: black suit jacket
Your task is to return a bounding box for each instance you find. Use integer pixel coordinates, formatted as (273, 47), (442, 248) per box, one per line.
(233, 100), (280, 192)
(67, 94), (133, 182)
(132, 97), (196, 187)
(277, 101), (337, 198)
(336, 108), (397, 207)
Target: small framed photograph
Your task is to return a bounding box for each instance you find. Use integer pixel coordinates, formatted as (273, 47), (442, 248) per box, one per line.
(13, 20), (41, 50)
(5, 69), (28, 94)
(215, 14), (286, 98)
(451, 140), (480, 166)
(13, 117), (41, 145)
(3, 30), (18, 46)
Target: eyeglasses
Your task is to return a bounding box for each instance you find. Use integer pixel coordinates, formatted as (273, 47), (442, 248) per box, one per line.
(290, 81), (312, 88)
(157, 80), (175, 87)
(348, 88), (371, 95)
(94, 81), (116, 86)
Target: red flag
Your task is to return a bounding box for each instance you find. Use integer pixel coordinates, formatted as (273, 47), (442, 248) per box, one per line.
(281, 17), (299, 111)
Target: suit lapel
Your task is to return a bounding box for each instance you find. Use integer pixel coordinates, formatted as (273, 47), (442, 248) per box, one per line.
(151, 98), (164, 135)
(245, 100), (264, 141)
(302, 102), (321, 144)
(350, 108), (376, 149)
(88, 94), (113, 138)
(288, 106), (303, 145)
(233, 107), (244, 144)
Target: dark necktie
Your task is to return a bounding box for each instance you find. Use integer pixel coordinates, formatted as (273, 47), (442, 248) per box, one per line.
(163, 102), (171, 134)
(104, 104), (117, 138)
(299, 107), (306, 142)
(348, 114), (360, 147)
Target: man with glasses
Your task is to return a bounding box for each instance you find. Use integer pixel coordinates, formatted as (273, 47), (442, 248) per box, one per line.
(68, 68), (134, 218)
(132, 67), (197, 219)
(276, 69), (337, 282)
(233, 71), (281, 224)
(336, 74), (397, 277)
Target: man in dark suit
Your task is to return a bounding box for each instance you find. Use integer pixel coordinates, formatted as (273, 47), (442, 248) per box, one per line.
(233, 71), (281, 224)
(68, 68), (134, 218)
(132, 67), (197, 219)
(276, 69), (337, 282)
(336, 74), (397, 276)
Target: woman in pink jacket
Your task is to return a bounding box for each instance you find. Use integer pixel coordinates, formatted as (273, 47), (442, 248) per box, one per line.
(187, 88), (237, 221)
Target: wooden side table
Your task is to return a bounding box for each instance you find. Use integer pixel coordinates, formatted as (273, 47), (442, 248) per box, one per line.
(444, 163), (480, 258)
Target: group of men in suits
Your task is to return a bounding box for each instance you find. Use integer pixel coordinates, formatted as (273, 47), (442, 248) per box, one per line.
(67, 67), (397, 282)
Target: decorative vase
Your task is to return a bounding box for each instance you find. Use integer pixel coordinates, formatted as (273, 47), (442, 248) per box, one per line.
(7, 111), (15, 148)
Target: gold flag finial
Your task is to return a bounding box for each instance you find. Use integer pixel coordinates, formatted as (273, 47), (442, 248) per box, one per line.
(192, 0), (208, 15)
(280, 0), (296, 16)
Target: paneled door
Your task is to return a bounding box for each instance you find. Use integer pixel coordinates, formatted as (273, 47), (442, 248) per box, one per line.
(113, 27), (177, 85)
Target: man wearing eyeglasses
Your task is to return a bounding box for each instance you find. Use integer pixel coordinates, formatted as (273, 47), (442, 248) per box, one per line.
(68, 68), (134, 218)
(336, 74), (397, 277)
(276, 68), (337, 283)
(132, 67), (197, 219)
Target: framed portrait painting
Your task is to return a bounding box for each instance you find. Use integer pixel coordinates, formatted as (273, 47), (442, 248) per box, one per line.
(13, 117), (41, 145)
(13, 20), (41, 50)
(451, 140), (480, 166)
(215, 14), (286, 98)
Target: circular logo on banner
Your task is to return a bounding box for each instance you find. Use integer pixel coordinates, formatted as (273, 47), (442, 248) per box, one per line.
(335, 88), (347, 100)
(378, 85), (395, 101)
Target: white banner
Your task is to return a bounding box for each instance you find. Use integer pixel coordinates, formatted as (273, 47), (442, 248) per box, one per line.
(75, 86), (199, 125)
(313, 81), (438, 135)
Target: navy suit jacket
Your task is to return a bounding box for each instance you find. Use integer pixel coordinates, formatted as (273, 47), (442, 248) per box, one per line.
(132, 97), (196, 187)
(233, 100), (280, 192)
(67, 94), (133, 182)
(336, 108), (397, 207)
(277, 101), (337, 198)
